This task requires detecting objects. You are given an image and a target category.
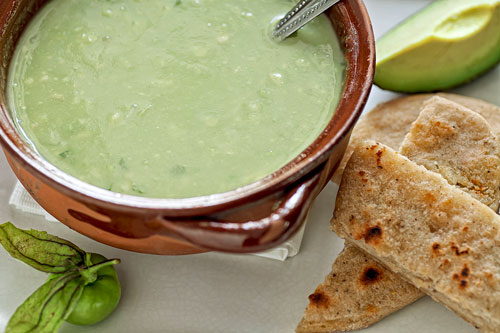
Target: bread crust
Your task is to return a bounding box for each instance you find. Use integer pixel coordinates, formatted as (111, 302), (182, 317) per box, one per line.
(332, 93), (500, 184)
(296, 244), (421, 332)
(401, 97), (500, 211)
(332, 141), (500, 332)
(298, 95), (500, 332)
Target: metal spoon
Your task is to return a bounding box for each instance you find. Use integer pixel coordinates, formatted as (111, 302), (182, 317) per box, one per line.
(273, 0), (342, 41)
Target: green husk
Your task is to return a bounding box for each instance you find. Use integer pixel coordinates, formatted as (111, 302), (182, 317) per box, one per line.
(6, 273), (84, 333)
(0, 222), (85, 273)
(0, 222), (121, 333)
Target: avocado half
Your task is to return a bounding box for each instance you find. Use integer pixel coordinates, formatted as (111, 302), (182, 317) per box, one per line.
(374, 0), (500, 93)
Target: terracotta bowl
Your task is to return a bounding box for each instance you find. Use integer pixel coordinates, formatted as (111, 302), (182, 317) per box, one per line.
(0, 0), (374, 255)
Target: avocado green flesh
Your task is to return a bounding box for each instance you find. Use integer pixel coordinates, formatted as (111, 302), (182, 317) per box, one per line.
(375, 0), (500, 93)
(7, 0), (345, 198)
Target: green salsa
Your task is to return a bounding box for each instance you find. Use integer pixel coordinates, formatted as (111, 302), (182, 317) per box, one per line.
(8, 0), (345, 198)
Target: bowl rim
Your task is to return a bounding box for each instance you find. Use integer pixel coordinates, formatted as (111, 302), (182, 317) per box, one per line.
(0, 0), (375, 212)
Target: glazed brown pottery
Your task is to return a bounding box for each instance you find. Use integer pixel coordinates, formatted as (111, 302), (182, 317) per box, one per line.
(0, 0), (375, 254)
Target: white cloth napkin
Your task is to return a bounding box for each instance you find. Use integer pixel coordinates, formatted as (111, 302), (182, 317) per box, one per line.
(9, 181), (305, 261)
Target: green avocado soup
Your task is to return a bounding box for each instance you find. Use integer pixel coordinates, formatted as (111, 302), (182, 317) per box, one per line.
(8, 0), (345, 198)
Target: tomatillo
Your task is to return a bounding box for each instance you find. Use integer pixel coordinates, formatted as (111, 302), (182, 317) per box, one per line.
(0, 222), (122, 332)
(66, 253), (121, 326)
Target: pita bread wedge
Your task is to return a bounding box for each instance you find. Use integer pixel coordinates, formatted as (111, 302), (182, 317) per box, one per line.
(297, 96), (500, 332)
(401, 97), (500, 211)
(332, 141), (500, 332)
(296, 243), (421, 333)
(332, 93), (500, 184)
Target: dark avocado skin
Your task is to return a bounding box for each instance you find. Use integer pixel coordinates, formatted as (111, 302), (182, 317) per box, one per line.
(374, 1), (500, 93)
(375, 57), (500, 93)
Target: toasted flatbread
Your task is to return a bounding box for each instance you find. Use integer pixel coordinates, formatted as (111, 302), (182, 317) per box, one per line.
(332, 93), (500, 184)
(401, 97), (500, 211)
(297, 96), (500, 332)
(332, 141), (500, 332)
(296, 243), (422, 333)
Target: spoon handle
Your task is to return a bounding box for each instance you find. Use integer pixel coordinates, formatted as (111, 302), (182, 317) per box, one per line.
(273, 0), (342, 41)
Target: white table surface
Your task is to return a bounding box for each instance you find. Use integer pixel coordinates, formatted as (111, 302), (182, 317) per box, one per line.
(1, 0), (499, 332)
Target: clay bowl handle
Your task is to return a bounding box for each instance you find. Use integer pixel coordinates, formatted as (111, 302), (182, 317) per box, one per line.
(157, 171), (321, 253)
